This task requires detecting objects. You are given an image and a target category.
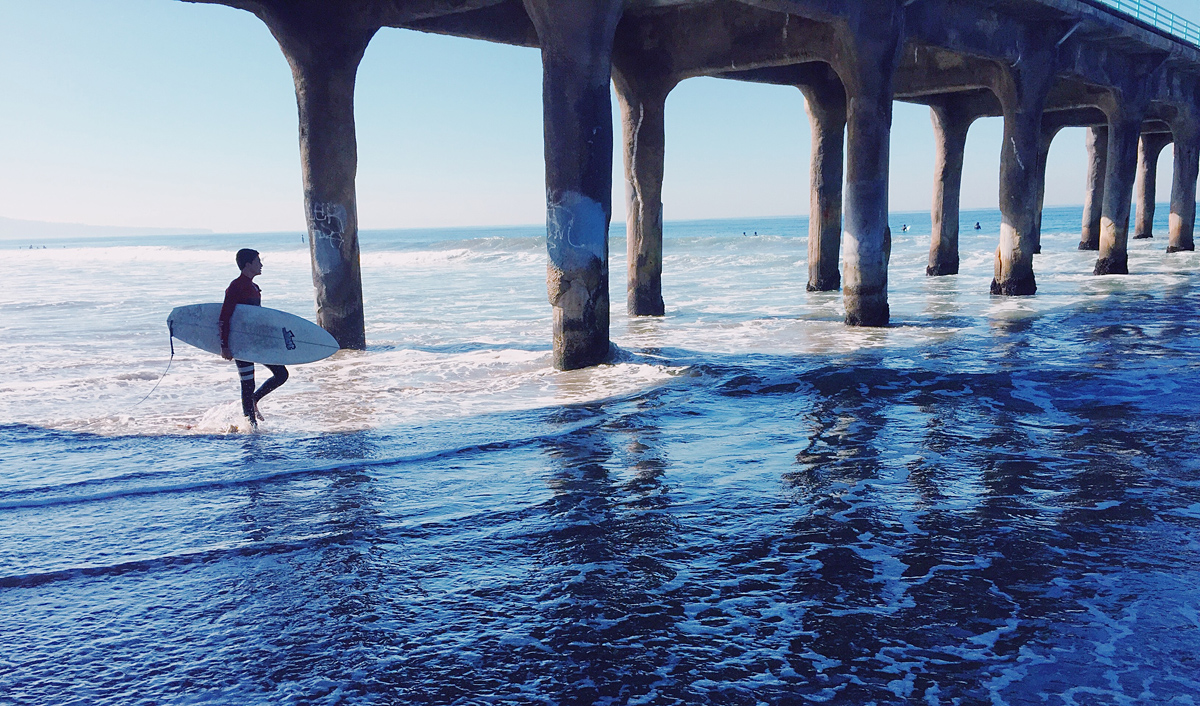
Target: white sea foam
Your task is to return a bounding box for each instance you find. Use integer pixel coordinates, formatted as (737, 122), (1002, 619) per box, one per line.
(1, 212), (1190, 436)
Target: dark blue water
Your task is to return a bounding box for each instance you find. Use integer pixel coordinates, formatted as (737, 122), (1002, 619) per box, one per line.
(4, 209), (1200, 704)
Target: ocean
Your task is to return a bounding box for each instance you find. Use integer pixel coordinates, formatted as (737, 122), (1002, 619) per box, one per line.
(3, 206), (1200, 704)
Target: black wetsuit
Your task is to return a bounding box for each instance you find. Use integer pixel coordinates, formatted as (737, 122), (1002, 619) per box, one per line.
(219, 275), (288, 424)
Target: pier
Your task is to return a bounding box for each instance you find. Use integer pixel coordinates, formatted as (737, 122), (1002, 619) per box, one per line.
(183, 0), (1200, 369)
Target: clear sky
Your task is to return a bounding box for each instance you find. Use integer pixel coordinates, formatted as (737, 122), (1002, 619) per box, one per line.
(1, 0), (1198, 233)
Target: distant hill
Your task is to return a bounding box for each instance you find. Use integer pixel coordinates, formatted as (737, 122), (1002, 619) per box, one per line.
(0, 216), (212, 239)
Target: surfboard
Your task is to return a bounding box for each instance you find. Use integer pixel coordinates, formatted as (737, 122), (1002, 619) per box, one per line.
(167, 303), (339, 365)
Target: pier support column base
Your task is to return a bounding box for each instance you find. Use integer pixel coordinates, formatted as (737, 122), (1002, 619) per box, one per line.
(989, 273), (1036, 296)
(844, 286), (890, 326)
(806, 275), (841, 292)
(1093, 256), (1129, 275)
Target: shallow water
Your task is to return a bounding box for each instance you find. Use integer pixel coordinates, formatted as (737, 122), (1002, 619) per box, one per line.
(3, 208), (1200, 704)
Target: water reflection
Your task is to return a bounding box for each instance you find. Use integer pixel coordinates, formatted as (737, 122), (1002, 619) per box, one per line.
(9, 271), (1200, 703)
(533, 401), (685, 702)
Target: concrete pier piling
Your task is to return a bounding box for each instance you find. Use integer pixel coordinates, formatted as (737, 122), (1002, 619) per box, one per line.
(926, 96), (981, 277)
(1095, 101), (1149, 275)
(1168, 120), (1200, 252)
(1134, 133), (1173, 239)
(1032, 123), (1065, 255)
(524, 0), (623, 369)
(1034, 109), (1103, 254)
(262, 4), (377, 350)
(1034, 109), (1106, 253)
(991, 61), (1053, 296)
(1027, 127), (1056, 259)
(798, 64), (846, 292)
(1080, 126), (1109, 251)
(613, 65), (674, 317)
(835, 11), (900, 327)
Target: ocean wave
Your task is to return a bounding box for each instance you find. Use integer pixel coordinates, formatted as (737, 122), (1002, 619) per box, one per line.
(0, 529), (369, 589)
(0, 416), (606, 511)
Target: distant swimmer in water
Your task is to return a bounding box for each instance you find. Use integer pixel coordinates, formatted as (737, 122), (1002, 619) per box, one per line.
(219, 248), (288, 430)
(901, 224), (909, 232)
(975, 222), (982, 230)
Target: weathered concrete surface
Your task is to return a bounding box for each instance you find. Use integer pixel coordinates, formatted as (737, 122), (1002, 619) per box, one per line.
(524, 0), (623, 369)
(1134, 132), (1173, 239)
(992, 48), (1055, 296)
(927, 101), (968, 277)
(832, 5), (901, 326)
(1168, 119), (1200, 252)
(1095, 113), (1142, 273)
(797, 64), (846, 292)
(926, 91), (997, 276)
(1096, 75), (1155, 276)
(613, 62), (674, 316)
(260, 3), (379, 350)
(1080, 126), (1108, 251)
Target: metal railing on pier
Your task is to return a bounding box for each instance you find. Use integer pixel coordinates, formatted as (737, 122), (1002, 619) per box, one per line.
(1090, 0), (1200, 47)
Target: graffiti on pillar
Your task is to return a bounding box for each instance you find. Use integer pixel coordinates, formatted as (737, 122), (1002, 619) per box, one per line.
(309, 201), (348, 275)
(546, 190), (607, 273)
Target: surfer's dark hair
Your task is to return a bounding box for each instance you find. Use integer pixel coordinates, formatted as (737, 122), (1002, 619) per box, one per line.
(236, 249), (260, 269)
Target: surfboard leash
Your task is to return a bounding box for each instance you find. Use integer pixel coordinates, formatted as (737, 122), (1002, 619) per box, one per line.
(130, 321), (175, 409)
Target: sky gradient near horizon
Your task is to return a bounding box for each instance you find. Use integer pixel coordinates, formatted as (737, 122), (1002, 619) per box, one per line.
(2, 0), (1199, 233)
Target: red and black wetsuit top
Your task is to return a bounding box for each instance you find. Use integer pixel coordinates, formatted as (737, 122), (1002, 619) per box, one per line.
(219, 275), (261, 348)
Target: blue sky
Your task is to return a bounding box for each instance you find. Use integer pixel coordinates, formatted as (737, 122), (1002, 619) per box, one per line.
(1, 0), (1198, 233)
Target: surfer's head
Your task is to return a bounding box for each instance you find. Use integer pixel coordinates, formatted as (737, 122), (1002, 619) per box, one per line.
(236, 248), (259, 270)
(236, 248), (262, 278)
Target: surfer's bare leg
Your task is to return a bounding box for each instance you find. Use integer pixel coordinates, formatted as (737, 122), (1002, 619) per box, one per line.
(236, 360), (258, 428)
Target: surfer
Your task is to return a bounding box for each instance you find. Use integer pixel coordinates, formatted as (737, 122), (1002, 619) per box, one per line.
(219, 248), (288, 428)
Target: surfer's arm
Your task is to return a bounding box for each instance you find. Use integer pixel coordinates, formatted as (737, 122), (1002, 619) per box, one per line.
(218, 277), (260, 360)
(218, 291), (237, 359)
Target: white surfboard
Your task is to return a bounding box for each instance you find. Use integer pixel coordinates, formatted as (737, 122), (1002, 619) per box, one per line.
(167, 303), (339, 365)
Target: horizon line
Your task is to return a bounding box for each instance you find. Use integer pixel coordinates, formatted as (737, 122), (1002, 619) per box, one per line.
(0, 202), (1154, 239)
